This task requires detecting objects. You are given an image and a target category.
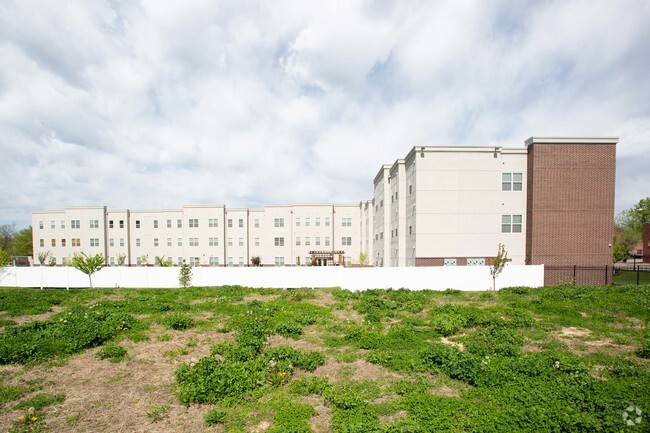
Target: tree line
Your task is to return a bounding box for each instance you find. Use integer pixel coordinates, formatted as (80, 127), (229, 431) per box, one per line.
(614, 197), (650, 262)
(0, 224), (33, 263)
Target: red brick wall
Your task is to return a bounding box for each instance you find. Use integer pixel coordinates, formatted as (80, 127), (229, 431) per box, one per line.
(526, 141), (616, 268)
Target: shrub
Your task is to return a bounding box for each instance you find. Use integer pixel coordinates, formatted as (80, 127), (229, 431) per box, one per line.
(97, 344), (128, 363)
(162, 314), (195, 331)
(205, 409), (227, 426)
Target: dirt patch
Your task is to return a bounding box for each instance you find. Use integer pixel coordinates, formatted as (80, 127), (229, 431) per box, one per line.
(430, 385), (461, 398)
(521, 344), (542, 352)
(379, 410), (407, 424)
(306, 291), (337, 307)
(240, 293), (279, 304)
(312, 358), (402, 383)
(266, 335), (323, 352)
(12, 305), (64, 325)
(553, 327), (636, 356)
(249, 420), (272, 432)
(558, 327), (592, 338)
(302, 396), (332, 433)
(440, 337), (464, 351)
(332, 309), (363, 323)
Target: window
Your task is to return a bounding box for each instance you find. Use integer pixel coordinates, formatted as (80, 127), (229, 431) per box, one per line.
(109, 220), (114, 229)
(295, 217), (301, 227)
(61, 239), (66, 247)
(305, 237), (311, 246)
(501, 214), (523, 233)
(305, 256), (311, 265)
(228, 219), (233, 228)
(60, 221), (65, 229)
(254, 219), (260, 228)
(167, 219), (172, 228)
(325, 217), (330, 227)
(502, 172), (523, 191)
(238, 218), (243, 228)
(274, 218), (284, 227)
(325, 237), (330, 246)
(342, 217), (352, 227)
(210, 257), (220, 266)
(315, 217), (320, 226)
(239, 257), (244, 266)
(444, 258), (457, 266)
(296, 237), (301, 246)
(109, 257), (114, 266)
(90, 238), (99, 247)
(409, 226), (412, 235)
(154, 220), (158, 228)
(39, 221), (43, 229)
(209, 218), (218, 227)
(380, 232), (384, 239)
(228, 238), (233, 246)
(316, 237), (321, 246)
(135, 220), (141, 229)
(305, 217), (310, 227)
(409, 185), (413, 194)
(341, 237), (352, 246)
(275, 257), (285, 266)
(109, 238), (114, 247)
(51, 239), (56, 247)
(119, 238), (124, 247)
(177, 238), (183, 246)
(189, 257), (200, 266)
(119, 220), (124, 228)
(154, 238), (159, 247)
(177, 219), (182, 228)
(255, 237), (260, 246)
(72, 238), (81, 247)
(167, 238), (172, 246)
(50, 221), (55, 229)
(238, 238), (243, 246)
(178, 257), (183, 266)
(228, 257), (233, 267)
(71, 220), (80, 229)
(209, 237), (218, 246)
(189, 218), (198, 228)
(467, 258), (486, 266)
(136, 238), (140, 247)
(274, 237), (284, 246)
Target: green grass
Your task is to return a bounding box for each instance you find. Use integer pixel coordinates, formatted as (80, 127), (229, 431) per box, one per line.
(0, 285), (648, 432)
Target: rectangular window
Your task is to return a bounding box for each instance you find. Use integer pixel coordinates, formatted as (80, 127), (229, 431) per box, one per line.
(255, 237), (260, 247)
(189, 238), (199, 246)
(178, 257), (183, 266)
(39, 221), (43, 229)
(90, 238), (99, 247)
(72, 238), (81, 247)
(136, 238), (141, 247)
(239, 257), (244, 266)
(154, 220), (158, 228)
(228, 257), (233, 267)
(209, 218), (218, 227)
(274, 218), (284, 227)
(109, 257), (114, 266)
(295, 217), (301, 227)
(167, 219), (172, 228)
(154, 238), (159, 247)
(502, 172), (523, 191)
(119, 220), (124, 229)
(51, 239), (56, 247)
(274, 237), (284, 246)
(50, 221), (55, 229)
(275, 257), (285, 266)
(109, 220), (114, 229)
(61, 239), (66, 247)
(315, 217), (320, 226)
(209, 237), (218, 246)
(177, 219), (182, 228)
(409, 226), (412, 235)
(296, 237), (301, 246)
(228, 238), (233, 246)
(238, 238), (243, 247)
(342, 217), (352, 227)
(178, 238), (182, 246)
(305, 217), (310, 227)
(325, 237), (330, 246)
(71, 220), (80, 229)
(467, 258), (486, 266)
(119, 238), (124, 247)
(167, 238), (172, 247)
(60, 221), (65, 229)
(109, 238), (114, 247)
(380, 232), (384, 239)
(501, 214), (523, 233)
(316, 237), (321, 246)
(209, 257), (220, 266)
(189, 257), (200, 266)
(228, 219), (233, 228)
(238, 218), (243, 228)
(305, 237), (311, 246)
(325, 217), (330, 226)
(254, 218), (260, 228)
(189, 218), (198, 228)
(135, 220), (141, 229)
(341, 237), (352, 246)
(444, 258), (457, 266)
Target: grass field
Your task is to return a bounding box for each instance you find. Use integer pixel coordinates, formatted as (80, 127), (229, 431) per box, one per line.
(0, 285), (648, 432)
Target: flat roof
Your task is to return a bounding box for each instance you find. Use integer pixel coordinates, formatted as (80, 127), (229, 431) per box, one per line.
(525, 137), (619, 146)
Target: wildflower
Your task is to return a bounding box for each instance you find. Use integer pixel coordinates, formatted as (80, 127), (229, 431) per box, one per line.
(31, 417), (38, 421)
(28, 407), (34, 414)
(18, 415), (24, 420)
(554, 361), (560, 369)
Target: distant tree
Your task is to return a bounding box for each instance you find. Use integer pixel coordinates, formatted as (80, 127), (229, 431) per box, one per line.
(155, 255), (173, 267)
(0, 223), (17, 252)
(0, 248), (9, 278)
(358, 252), (368, 266)
(489, 243), (509, 291)
(613, 235), (629, 263)
(178, 260), (192, 288)
(12, 227), (33, 257)
(71, 252), (105, 288)
(251, 256), (261, 267)
(615, 197), (650, 261)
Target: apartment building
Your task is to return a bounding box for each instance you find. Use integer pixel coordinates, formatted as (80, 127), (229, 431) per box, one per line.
(32, 137), (617, 271)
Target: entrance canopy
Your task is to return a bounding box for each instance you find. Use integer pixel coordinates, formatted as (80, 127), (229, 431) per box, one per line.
(309, 250), (346, 266)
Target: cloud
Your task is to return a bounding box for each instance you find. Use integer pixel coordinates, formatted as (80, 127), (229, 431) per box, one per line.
(0, 0), (649, 228)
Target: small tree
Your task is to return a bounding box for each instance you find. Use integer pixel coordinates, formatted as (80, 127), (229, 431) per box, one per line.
(179, 260), (192, 288)
(37, 250), (51, 265)
(489, 243), (509, 291)
(0, 248), (9, 279)
(251, 256), (261, 267)
(117, 253), (126, 266)
(155, 255), (173, 267)
(71, 252), (105, 288)
(358, 252), (368, 266)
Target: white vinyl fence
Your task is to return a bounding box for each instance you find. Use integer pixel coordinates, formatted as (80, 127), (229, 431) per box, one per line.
(0, 265), (544, 291)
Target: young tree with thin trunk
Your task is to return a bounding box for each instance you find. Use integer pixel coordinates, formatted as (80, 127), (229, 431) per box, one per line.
(71, 252), (105, 288)
(489, 243), (509, 291)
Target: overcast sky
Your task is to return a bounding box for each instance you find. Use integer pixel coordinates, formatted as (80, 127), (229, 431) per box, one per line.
(1, 0), (649, 229)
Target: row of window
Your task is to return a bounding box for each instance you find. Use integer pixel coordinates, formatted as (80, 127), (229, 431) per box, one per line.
(40, 238), (88, 248)
(38, 219), (90, 230)
(374, 214), (523, 240)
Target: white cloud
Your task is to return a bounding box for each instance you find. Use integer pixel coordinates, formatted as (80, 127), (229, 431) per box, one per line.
(0, 0), (649, 227)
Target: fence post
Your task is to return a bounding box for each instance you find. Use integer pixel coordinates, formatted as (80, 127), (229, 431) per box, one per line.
(637, 265), (640, 286)
(605, 265), (608, 285)
(573, 265), (576, 284)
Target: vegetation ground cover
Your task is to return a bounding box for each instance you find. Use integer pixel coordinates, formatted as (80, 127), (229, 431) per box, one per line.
(0, 284), (648, 432)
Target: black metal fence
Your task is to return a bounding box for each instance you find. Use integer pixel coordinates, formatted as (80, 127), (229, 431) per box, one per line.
(613, 264), (650, 286)
(543, 264), (650, 286)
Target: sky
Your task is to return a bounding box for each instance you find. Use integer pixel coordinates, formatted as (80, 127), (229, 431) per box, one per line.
(1, 0), (649, 229)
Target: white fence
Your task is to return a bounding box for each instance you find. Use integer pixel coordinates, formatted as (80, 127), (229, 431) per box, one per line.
(0, 265), (544, 291)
